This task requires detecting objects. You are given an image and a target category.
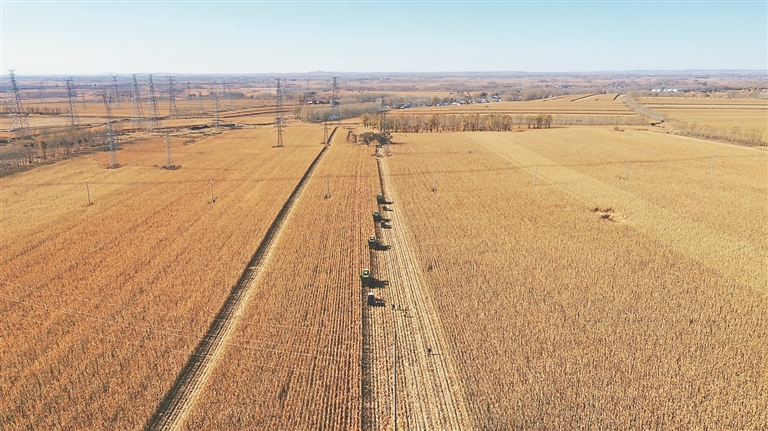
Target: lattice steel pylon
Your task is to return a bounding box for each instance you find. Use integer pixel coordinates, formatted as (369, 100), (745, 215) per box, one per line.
(213, 93), (220, 129)
(197, 86), (204, 114)
(111, 75), (121, 108)
(223, 81), (234, 108)
(330, 76), (341, 126)
(130, 74), (144, 130)
(164, 129), (174, 169)
(379, 98), (390, 156)
(39, 81), (47, 103)
(167, 76), (179, 119)
(275, 78), (284, 147)
(146, 74), (162, 131)
(65, 76), (81, 128)
(6, 70), (31, 141)
(102, 93), (119, 168)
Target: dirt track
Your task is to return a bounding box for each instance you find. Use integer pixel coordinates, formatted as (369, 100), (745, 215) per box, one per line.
(363, 157), (472, 430)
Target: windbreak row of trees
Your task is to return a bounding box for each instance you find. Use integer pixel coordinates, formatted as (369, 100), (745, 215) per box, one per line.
(361, 113), (646, 133)
(292, 102), (381, 123)
(0, 127), (109, 172)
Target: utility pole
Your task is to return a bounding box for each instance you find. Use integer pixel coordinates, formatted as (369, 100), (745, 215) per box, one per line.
(275, 78), (284, 147)
(111, 74), (121, 108)
(130, 74), (144, 130)
(167, 76), (179, 119)
(6, 70), (31, 141)
(323, 120), (329, 145)
(146, 74), (162, 131)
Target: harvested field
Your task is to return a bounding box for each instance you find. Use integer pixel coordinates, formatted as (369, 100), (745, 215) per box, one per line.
(400, 94), (634, 116)
(0, 125), (323, 429)
(380, 129), (767, 428)
(637, 97), (768, 140)
(182, 129), (378, 429)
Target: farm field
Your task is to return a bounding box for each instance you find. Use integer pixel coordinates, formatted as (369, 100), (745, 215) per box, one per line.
(182, 133), (379, 429)
(378, 129), (768, 428)
(0, 124), (323, 429)
(402, 93), (634, 116)
(637, 97), (768, 139)
(2, 116), (767, 430)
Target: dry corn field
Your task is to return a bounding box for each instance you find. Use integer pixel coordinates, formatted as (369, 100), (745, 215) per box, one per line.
(1, 118), (767, 430)
(378, 128), (767, 429)
(637, 97), (768, 141)
(0, 125), (323, 429)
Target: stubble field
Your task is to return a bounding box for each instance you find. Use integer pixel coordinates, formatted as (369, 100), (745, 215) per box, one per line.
(1, 114), (766, 430)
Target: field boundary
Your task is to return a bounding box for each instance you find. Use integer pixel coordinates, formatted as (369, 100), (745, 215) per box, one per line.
(144, 144), (329, 431)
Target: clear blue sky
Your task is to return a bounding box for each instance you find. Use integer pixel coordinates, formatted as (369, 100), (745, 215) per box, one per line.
(2, 1), (766, 74)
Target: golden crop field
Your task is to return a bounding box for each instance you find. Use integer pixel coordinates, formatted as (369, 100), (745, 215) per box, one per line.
(183, 136), (379, 429)
(378, 128), (767, 429)
(402, 93), (634, 116)
(2, 113), (766, 429)
(0, 124), (323, 429)
(637, 97), (768, 139)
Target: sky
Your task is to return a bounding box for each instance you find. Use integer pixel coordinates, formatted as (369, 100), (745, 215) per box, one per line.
(1, 0), (766, 75)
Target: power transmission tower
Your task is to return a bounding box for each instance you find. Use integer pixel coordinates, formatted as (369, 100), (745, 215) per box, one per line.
(167, 76), (179, 119)
(65, 76), (81, 128)
(102, 93), (119, 168)
(378, 98), (390, 156)
(197, 86), (204, 114)
(223, 81), (234, 108)
(111, 75), (121, 108)
(275, 78), (284, 148)
(213, 93), (220, 129)
(146, 74), (162, 131)
(39, 81), (47, 103)
(164, 129), (175, 169)
(330, 76), (341, 126)
(6, 70), (31, 141)
(130, 74), (144, 130)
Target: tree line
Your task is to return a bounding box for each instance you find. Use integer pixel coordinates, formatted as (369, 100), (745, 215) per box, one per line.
(361, 112), (646, 133)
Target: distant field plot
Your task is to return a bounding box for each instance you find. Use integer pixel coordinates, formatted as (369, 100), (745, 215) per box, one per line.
(402, 93), (634, 116)
(380, 129), (767, 428)
(637, 97), (768, 140)
(0, 125), (322, 429)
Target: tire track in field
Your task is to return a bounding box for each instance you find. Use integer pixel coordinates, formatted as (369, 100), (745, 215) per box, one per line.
(373, 157), (473, 430)
(145, 145), (329, 431)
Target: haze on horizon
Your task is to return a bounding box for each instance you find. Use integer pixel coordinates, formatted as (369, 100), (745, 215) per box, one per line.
(2, 1), (766, 76)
